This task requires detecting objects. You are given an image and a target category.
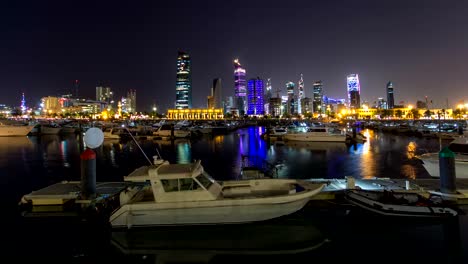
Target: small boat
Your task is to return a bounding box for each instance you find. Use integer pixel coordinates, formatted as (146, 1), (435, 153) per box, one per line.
(344, 189), (458, 218)
(110, 158), (325, 228)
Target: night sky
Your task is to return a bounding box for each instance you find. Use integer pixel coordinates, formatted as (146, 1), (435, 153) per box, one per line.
(1, 0), (467, 112)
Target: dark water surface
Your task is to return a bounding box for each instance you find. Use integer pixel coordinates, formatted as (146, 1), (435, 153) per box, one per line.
(1, 127), (467, 263)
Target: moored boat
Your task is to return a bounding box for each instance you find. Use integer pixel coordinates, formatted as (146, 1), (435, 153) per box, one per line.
(345, 189), (458, 218)
(110, 159), (325, 228)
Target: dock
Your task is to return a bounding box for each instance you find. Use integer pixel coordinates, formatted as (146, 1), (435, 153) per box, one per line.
(20, 181), (132, 218)
(20, 177), (468, 220)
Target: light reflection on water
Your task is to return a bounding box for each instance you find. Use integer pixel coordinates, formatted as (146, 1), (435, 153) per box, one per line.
(0, 127), (447, 185)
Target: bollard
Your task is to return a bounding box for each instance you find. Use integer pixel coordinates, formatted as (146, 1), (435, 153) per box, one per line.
(458, 125), (463, 135)
(81, 148), (97, 200)
(439, 147), (457, 194)
(352, 127), (357, 139)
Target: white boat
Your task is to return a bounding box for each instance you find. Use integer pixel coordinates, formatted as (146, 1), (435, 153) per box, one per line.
(153, 124), (191, 138)
(284, 127), (347, 142)
(345, 189), (458, 218)
(40, 124), (62, 135)
(109, 159), (325, 228)
(417, 136), (468, 178)
(0, 122), (35, 136)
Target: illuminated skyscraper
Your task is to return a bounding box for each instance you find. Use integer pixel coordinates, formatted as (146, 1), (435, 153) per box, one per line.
(264, 78), (272, 115)
(234, 59), (247, 115)
(175, 51), (192, 109)
(286, 81), (295, 114)
(347, 74), (361, 109)
(297, 74), (304, 114)
(312, 81), (323, 114)
(247, 77), (264, 115)
(212, 78), (222, 109)
(20, 93), (26, 112)
(386, 81), (394, 109)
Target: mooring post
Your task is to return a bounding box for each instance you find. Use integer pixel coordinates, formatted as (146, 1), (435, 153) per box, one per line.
(352, 126), (357, 139)
(439, 147), (456, 194)
(170, 124), (175, 140)
(81, 148), (96, 200)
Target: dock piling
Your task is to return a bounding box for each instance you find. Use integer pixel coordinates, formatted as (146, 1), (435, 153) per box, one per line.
(80, 148), (97, 199)
(439, 147), (457, 194)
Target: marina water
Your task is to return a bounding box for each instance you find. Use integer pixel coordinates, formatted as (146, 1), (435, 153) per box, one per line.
(1, 126), (467, 263)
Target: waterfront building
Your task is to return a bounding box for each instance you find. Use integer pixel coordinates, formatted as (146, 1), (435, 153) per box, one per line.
(377, 97), (387, 109)
(247, 77), (264, 116)
(347, 74), (361, 109)
(313, 81), (323, 114)
(297, 74), (304, 114)
(234, 59), (247, 115)
(176, 51), (192, 109)
(166, 108), (224, 120)
(386, 81), (394, 109)
(286, 81), (295, 115)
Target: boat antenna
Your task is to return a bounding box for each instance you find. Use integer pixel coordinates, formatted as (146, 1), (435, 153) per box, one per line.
(124, 127), (153, 165)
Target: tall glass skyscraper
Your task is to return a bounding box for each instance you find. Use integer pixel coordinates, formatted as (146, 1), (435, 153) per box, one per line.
(286, 81), (295, 115)
(386, 81), (394, 109)
(175, 51), (192, 109)
(347, 74), (361, 109)
(247, 77), (264, 115)
(312, 81), (323, 114)
(297, 74), (304, 114)
(234, 59), (246, 115)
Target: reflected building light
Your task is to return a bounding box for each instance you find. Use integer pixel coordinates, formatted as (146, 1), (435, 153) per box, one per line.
(176, 142), (191, 164)
(60, 140), (70, 168)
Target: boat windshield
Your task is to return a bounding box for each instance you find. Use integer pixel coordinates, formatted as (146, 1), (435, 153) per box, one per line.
(196, 172), (214, 189)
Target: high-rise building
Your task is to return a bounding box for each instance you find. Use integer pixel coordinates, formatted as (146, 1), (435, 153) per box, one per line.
(20, 93), (26, 112)
(386, 81), (394, 109)
(212, 78), (222, 109)
(175, 51), (192, 109)
(312, 81), (323, 114)
(347, 74), (361, 109)
(234, 59), (247, 115)
(126, 89), (136, 113)
(96, 86), (113, 104)
(297, 74), (304, 114)
(286, 81), (295, 115)
(74, 80), (80, 98)
(264, 78), (272, 115)
(247, 77), (264, 115)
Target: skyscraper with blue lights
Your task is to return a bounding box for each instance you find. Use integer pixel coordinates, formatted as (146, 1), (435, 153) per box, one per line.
(175, 51), (192, 109)
(234, 59), (246, 115)
(247, 77), (264, 115)
(347, 74), (361, 109)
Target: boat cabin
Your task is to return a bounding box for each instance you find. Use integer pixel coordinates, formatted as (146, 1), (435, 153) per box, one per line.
(448, 137), (468, 154)
(136, 160), (223, 203)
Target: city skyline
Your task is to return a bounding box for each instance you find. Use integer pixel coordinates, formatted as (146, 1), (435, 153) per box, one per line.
(1, 0), (467, 112)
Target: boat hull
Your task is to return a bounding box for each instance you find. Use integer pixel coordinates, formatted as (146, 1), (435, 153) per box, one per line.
(110, 183), (324, 228)
(419, 153), (468, 178)
(111, 198), (310, 228)
(0, 125), (34, 136)
(284, 133), (347, 142)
